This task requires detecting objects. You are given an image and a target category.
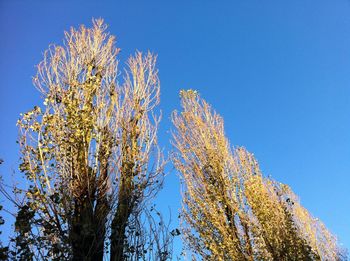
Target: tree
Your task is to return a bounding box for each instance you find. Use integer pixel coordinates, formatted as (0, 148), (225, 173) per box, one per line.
(171, 90), (342, 260)
(12, 19), (170, 260)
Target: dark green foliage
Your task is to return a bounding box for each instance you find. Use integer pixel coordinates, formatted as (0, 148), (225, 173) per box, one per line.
(12, 203), (35, 260)
(0, 205), (9, 261)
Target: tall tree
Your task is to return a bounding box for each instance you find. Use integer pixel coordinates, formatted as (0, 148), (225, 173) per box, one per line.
(13, 19), (169, 260)
(171, 90), (341, 260)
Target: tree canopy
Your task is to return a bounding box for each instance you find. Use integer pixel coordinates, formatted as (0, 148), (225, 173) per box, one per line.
(11, 19), (171, 260)
(171, 90), (343, 260)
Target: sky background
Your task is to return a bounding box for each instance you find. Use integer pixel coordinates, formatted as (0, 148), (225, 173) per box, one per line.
(1, 0), (349, 256)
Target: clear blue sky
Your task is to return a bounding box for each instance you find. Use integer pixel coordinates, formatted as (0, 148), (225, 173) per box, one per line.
(1, 0), (349, 255)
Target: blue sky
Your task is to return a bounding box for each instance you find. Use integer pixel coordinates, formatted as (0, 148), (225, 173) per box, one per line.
(1, 0), (349, 255)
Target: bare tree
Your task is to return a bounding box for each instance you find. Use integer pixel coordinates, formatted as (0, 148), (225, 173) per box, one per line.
(171, 90), (342, 260)
(11, 19), (171, 260)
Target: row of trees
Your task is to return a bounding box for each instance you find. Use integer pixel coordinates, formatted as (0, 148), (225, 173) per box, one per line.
(172, 90), (345, 260)
(0, 19), (345, 260)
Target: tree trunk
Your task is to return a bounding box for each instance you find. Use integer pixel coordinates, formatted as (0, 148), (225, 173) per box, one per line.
(110, 176), (133, 261)
(70, 168), (106, 261)
(92, 162), (110, 261)
(71, 198), (95, 261)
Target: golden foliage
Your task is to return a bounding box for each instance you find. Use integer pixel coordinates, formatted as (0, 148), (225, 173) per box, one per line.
(172, 90), (341, 260)
(16, 19), (166, 260)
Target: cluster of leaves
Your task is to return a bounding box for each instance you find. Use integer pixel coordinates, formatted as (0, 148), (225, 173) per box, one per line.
(171, 90), (344, 260)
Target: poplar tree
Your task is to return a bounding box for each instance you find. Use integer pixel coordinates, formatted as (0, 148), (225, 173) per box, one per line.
(171, 90), (341, 260)
(13, 19), (170, 260)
